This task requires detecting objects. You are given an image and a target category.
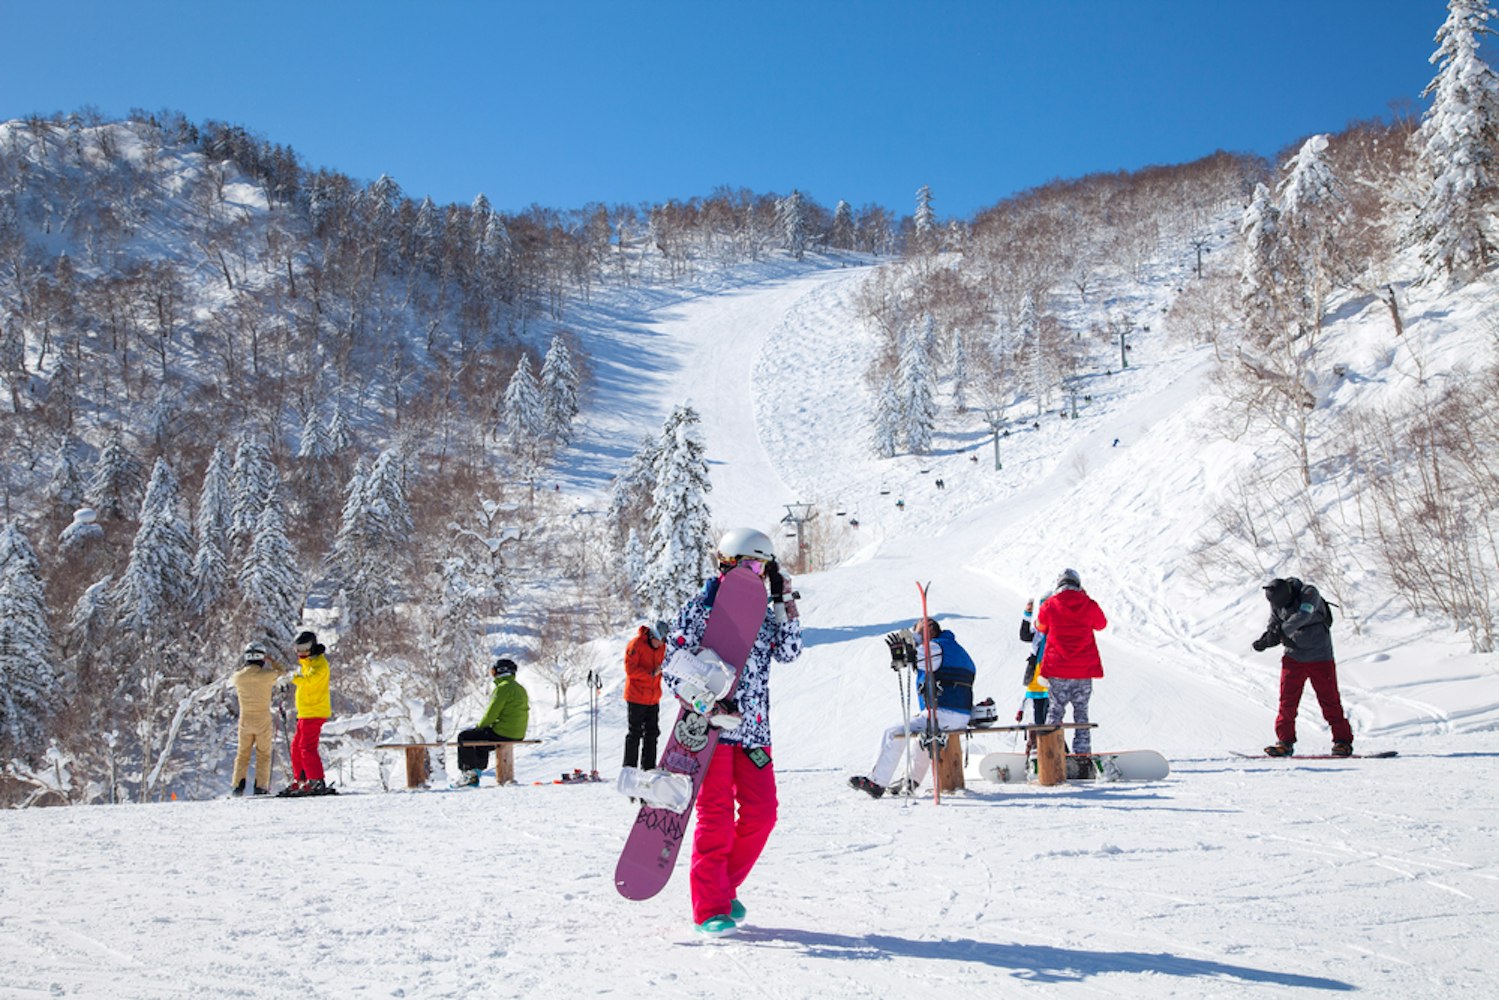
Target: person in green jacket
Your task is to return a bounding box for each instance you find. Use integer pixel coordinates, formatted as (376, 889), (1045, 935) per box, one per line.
(453, 658), (530, 787)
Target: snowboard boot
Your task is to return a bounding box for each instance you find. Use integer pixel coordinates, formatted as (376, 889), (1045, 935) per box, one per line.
(303, 779), (332, 795)
(886, 778), (918, 796)
(1331, 741), (1354, 757)
(254, 786), (270, 796)
(232, 779), (246, 797)
(1264, 741), (1295, 757)
(695, 914), (738, 937)
(848, 775), (885, 799)
(452, 770), (481, 789)
(729, 899), (747, 922)
(277, 781), (306, 797)
(1066, 757), (1096, 779)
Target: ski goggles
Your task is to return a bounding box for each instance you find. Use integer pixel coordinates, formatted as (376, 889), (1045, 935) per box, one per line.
(719, 556), (766, 576)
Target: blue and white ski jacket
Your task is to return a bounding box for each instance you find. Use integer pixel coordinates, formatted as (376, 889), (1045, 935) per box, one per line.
(917, 631), (976, 715)
(669, 581), (802, 750)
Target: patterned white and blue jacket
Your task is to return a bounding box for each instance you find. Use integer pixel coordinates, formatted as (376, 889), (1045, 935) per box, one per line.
(668, 577), (803, 750)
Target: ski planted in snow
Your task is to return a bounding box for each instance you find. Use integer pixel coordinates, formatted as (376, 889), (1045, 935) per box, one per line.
(916, 580), (943, 806)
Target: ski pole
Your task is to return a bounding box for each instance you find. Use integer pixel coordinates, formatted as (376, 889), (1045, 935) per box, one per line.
(896, 657), (913, 795)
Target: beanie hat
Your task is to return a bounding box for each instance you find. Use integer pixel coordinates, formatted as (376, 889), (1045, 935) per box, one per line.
(1056, 568), (1082, 590)
(1262, 578), (1295, 609)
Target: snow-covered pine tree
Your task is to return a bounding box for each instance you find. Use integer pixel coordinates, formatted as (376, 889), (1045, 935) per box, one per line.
(238, 482), (301, 656)
(86, 428), (145, 521)
(417, 554), (487, 737)
(326, 403), (353, 454)
(192, 444), (232, 615)
(62, 574), (112, 696)
(623, 528), (648, 610)
(606, 434), (661, 548)
(45, 436), (86, 517)
(830, 199), (856, 250)
(228, 432), (276, 556)
(147, 387), (177, 450)
(413, 195), (443, 269)
(951, 332), (970, 413)
(502, 354), (545, 455)
(0, 522), (56, 756)
(329, 450), (412, 630)
(1277, 134), (1350, 333)
(778, 189), (808, 260)
(540, 334), (580, 444)
(899, 329), (937, 454)
(872, 373), (902, 458)
(1240, 182), (1288, 346)
(914, 184), (937, 252)
(640, 405), (714, 618)
(298, 406), (332, 463)
(1408, 0), (1499, 286)
(114, 457), (195, 640)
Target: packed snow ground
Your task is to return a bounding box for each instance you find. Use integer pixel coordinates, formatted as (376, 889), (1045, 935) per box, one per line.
(4, 251), (1499, 998)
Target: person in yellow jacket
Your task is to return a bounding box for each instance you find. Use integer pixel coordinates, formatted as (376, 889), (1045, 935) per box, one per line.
(1017, 595), (1052, 751)
(284, 630), (334, 796)
(231, 642), (285, 795)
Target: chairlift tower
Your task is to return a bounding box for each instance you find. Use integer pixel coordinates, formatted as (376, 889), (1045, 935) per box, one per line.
(981, 408), (1005, 470)
(780, 502), (816, 573)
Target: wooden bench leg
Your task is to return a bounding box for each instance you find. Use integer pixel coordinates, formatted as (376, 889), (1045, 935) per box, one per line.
(404, 746), (430, 789)
(937, 731), (965, 792)
(1036, 728), (1066, 786)
(493, 743), (516, 785)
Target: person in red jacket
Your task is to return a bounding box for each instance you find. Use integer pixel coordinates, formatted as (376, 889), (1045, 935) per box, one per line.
(1036, 568), (1108, 776)
(622, 621), (667, 769)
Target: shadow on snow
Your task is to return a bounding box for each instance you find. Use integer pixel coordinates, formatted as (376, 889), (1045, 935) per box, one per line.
(717, 927), (1354, 990)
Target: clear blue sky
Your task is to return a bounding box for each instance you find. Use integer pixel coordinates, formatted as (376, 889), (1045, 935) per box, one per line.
(0, 1), (1453, 219)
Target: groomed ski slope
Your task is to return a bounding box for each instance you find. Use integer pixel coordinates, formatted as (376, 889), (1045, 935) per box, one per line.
(3, 255), (1497, 999)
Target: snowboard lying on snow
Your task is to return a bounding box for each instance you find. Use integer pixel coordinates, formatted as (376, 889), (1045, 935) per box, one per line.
(979, 749), (1169, 783)
(1231, 750), (1398, 760)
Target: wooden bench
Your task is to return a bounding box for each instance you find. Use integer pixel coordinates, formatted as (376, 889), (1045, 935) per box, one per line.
(946, 722), (1098, 790)
(374, 740), (543, 788)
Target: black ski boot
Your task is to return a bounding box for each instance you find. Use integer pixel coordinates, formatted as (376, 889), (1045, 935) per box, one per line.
(232, 779), (246, 797)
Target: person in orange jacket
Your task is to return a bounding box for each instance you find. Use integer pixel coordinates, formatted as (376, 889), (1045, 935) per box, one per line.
(622, 621), (667, 769)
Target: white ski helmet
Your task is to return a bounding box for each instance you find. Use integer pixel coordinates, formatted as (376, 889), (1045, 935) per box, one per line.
(716, 527), (775, 564)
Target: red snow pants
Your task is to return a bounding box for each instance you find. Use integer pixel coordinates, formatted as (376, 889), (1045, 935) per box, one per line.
(690, 744), (777, 925)
(1275, 659), (1354, 746)
(290, 717), (327, 781)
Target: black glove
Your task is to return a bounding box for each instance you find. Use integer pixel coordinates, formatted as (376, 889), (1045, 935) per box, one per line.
(885, 632), (915, 671)
(1251, 628), (1281, 652)
(767, 560), (785, 599)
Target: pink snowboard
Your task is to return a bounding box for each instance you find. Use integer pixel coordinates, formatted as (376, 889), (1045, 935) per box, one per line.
(614, 565), (768, 901)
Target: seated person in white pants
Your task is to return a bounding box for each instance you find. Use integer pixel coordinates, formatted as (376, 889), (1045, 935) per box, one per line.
(849, 616), (976, 798)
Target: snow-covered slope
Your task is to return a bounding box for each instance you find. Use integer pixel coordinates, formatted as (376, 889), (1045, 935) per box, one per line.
(3, 250), (1497, 998)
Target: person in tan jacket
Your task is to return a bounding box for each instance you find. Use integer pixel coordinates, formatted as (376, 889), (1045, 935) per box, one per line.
(231, 642), (285, 795)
